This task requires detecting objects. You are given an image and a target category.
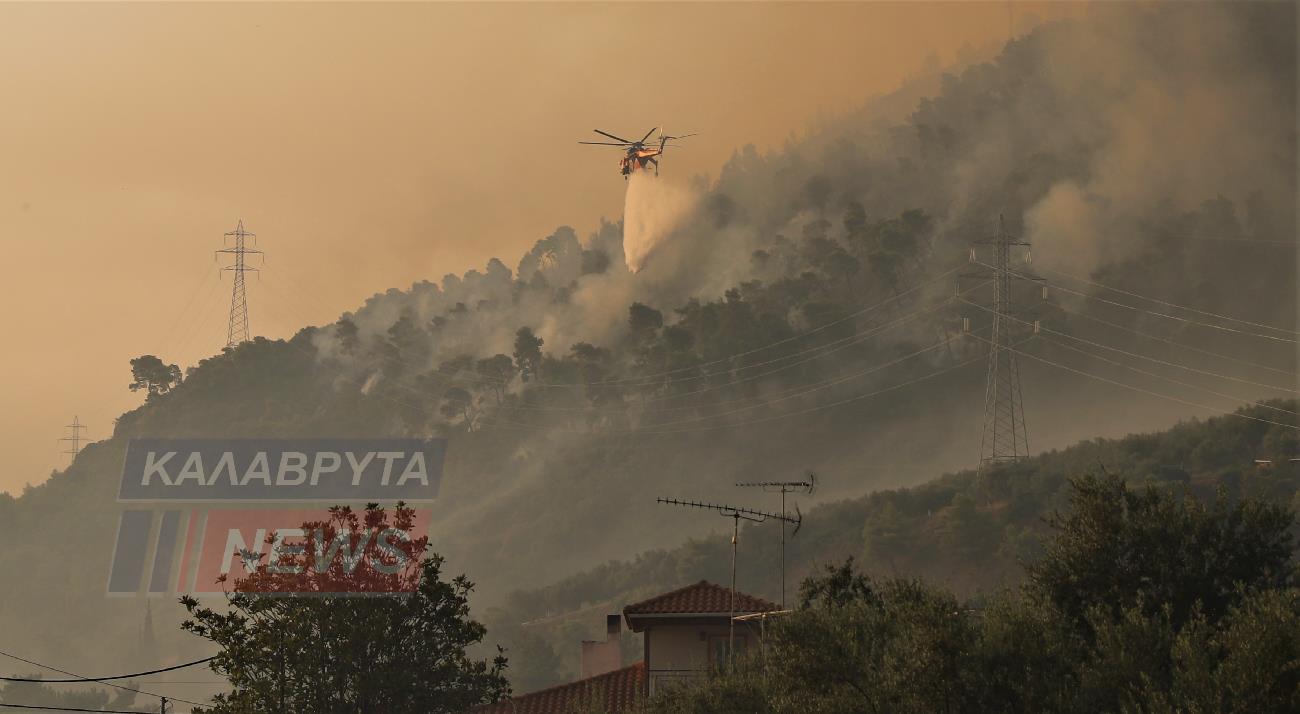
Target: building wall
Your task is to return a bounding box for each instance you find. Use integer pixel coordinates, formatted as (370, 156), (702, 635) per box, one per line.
(646, 623), (751, 695)
(581, 638), (622, 679)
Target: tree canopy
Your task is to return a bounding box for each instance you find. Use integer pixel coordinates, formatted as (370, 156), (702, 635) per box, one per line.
(644, 476), (1299, 713)
(179, 504), (509, 713)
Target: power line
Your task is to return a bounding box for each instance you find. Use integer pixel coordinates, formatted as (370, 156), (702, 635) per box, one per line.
(162, 269), (229, 366)
(586, 265), (960, 387)
(434, 292), (962, 415)
(0, 658), (215, 683)
(0, 652), (206, 709)
(482, 333), (992, 436)
(1032, 332), (1298, 417)
(966, 332), (1299, 431)
(1039, 265), (1299, 336)
(260, 269), (978, 420)
(1155, 234), (1298, 248)
(984, 262), (1297, 344)
(0, 703), (155, 713)
(265, 265), (963, 390)
(644, 345), (991, 434)
(156, 258), (220, 359)
(959, 298), (1297, 397)
(1047, 299), (1296, 379)
(481, 333), (960, 433)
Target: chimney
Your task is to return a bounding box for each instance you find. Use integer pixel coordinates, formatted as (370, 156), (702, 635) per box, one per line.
(580, 614), (623, 679)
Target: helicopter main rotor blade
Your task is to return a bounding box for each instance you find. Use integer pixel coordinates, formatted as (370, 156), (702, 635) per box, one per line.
(578, 141), (632, 146)
(639, 126), (658, 143)
(593, 129), (633, 143)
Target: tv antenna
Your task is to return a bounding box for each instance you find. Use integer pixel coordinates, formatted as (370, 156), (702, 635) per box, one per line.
(657, 497), (801, 662)
(736, 472), (816, 608)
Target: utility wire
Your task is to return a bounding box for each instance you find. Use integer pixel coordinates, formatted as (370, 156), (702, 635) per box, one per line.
(255, 281), (981, 435)
(267, 265), (963, 389)
(966, 333), (1299, 431)
(480, 329), (984, 434)
(958, 298), (1298, 396)
(1032, 332), (1298, 417)
(0, 652), (206, 709)
(0, 703), (156, 713)
(261, 267), (977, 423)
(639, 344), (992, 435)
(1039, 265), (1299, 336)
(394, 291), (963, 414)
(1163, 234), (1298, 248)
(976, 261), (1296, 343)
(0, 658), (214, 683)
(260, 269), (978, 420)
(156, 259), (221, 358)
(1041, 278), (1296, 343)
(268, 279), (941, 411)
(1048, 300), (1296, 378)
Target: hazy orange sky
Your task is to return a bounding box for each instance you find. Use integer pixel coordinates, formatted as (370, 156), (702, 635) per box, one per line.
(0, 2), (1080, 493)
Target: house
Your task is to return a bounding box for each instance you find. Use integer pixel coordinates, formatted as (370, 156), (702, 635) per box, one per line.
(474, 580), (781, 713)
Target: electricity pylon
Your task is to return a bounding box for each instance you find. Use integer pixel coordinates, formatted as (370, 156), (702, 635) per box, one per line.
(962, 215), (1041, 470)
(59, 416), (88, 461)
(216, 219), (262, 349)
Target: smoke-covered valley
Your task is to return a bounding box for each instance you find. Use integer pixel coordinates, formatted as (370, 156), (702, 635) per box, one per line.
(0, 2), (1295, 692)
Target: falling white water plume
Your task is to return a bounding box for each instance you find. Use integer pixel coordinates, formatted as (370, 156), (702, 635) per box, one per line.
(622, 170), (698, 273)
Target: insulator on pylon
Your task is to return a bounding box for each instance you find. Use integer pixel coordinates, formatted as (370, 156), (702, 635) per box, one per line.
(1042, 285), (1049, 300)
(1033, 320), (1042, 334)
(969, 248), (977, 262)
(962, 317), (971, 333)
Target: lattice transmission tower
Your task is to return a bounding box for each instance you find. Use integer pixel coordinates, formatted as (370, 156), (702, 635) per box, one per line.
(216, 219), (263, 349)
(59, 415), (88, 461)
(962, 215), (1042, 470)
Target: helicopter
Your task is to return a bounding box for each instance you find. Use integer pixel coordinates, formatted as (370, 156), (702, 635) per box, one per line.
(579, 127), (695, 179)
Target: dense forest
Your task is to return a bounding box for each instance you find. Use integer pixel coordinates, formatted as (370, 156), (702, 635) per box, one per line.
(0, 3), (1294, 700)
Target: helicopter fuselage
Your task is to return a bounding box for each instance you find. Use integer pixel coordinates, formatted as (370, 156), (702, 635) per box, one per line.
(620, 145), (663, 177)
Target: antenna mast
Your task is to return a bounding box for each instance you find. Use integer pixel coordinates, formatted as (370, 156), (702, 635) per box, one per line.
(657, 497), (800, 663)
(59, 416), (88, 461)
(735, 473), (816, 608)
(216, 219), (263, 349)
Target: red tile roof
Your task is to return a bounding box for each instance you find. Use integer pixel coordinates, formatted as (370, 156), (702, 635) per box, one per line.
(622, 580), (780, 616)
(474, 662), (645, 714)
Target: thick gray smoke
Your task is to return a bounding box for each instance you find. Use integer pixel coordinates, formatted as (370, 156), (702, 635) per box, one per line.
(311, 3), (1294, 439)
(296, 1), (1298, 582)
(1017, 5), (1296, 275)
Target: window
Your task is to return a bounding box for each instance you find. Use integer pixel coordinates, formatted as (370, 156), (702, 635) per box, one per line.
(708, 634), (747, 668)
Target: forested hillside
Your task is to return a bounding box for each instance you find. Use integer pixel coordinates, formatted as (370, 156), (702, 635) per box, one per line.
(482, 402), (1300, 691)
(0, 3), (1294, 686)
